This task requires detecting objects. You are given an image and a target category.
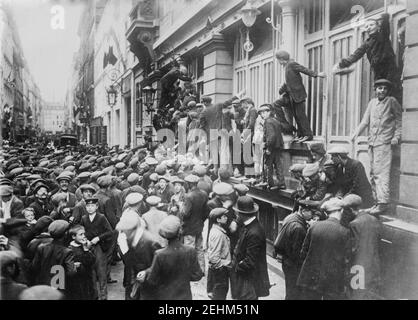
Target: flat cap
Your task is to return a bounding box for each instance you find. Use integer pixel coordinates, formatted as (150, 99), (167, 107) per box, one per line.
(0, 185), (13, 196)
(193, 165), (207, 176)
(170, 176), (185, 185)
(57, 173), (72, 182)
(321, 198), (345, 213)
(79, 184), (96, 193)
(145, 157), (158, 165)
(90, 171), (106, 181)
(343, 194), (363, 209)
(155, 164), (167, 175)
(146, 195), (161, 206)
(209, 207), (229, 220)
(234, 183), (249, 196)
(116, 209), (141, 231)
(85, 197), (99, 205)
(79, 162), (92, 171)
(309, 142), (326, 156)
(158, 175), (171, 182)
(77, 171), (91, 180)
(184, 174), (199, 183)
(149, 173), (159, 182)
(48, 220), (69, 238)
(127, 173), (140, 185)
(213, 182), (234, 196)
(51, 192), (68, 206)
(9, 167), (23, 176)
(97, 175), (113, 188)
(102, 166), (115, 175)
(158, 215), (181, 239)
(115, 162), (126, 170)
(218, 168), (231, 181)
(0, 178), (13, 186)
(327, 145), (349, 155)
(125, 192), (143, 206)
(374, 78), (392, 87)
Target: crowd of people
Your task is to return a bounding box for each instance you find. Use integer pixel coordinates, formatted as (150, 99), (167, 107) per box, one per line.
(0, 12), (403, 300)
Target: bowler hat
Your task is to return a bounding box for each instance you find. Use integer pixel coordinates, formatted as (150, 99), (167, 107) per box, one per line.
(233, 196), (259, 215)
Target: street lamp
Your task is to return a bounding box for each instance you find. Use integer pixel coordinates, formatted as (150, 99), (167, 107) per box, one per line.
(141, 85), (156, 113)
(240, 0), (261, 52)
(106, 85), (118, 107)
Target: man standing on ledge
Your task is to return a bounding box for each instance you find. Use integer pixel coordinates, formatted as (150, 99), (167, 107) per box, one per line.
(351, 79), (402, 215)
(276, 50), (326, 143)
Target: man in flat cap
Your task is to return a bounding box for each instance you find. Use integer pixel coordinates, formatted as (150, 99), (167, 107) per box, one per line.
(143, 196), (168, 247)
(273, 202), (312, 300)
(345, 194), (382, 300)
(141, 158), (158, 190)
(297, 198), (351, 300)
(0, 185), (24, 221)
(121, 173), (146, 203)
(75, 171), (91, 202)
(155, 175), (174, 211)
(136, 215), (203, 300)
(230, 196), (270, 300)
(80, 197), (115, 300)
(350, 79), (402, 215)
(55, 174), (77, 220)
(207, 207), (231, 300)
(259, 103), (286, 190)
(275, 50), (326, 143)
(95, 175), (118, 230)
(180, 174), (209, 273)
(168, 176), (186, 216)
(327, 146), (374, 209)
(29, 220), (76, 297)
(28, 184), (54, 220)
(123, 192), (147, 217)
(116, 209), (161, 300)
(71, 184), (96, 225)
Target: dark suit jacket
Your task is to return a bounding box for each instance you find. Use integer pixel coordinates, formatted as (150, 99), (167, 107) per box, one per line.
(29, 200), (54, 220)
(264, 116), (284, 151)
(10, 196), (25, 218)
(181, 188), (208, 236)
(332, 158), (374, 209)
(81, 213), (114, 252)
(122, 230), (162, 300)
(349, 212), (382, 294)
(144, 239), (203, 300)
(95, 189), (118, 229)
(279, 60), (318, 103)
(231, 218), (270, 299)
(297, 217), (351, 296)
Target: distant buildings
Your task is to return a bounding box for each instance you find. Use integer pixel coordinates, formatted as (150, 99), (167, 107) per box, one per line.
(0, 3), (43, 142)
(39, 102), (66, 134)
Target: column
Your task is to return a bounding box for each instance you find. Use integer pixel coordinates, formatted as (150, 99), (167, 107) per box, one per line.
(200, 34), (234, 104)
(279, 0), (297, 58)
(397, 0), (418, 223)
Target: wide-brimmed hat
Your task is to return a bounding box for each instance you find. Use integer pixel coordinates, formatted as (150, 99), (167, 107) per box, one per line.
(233, 196), (259, 215)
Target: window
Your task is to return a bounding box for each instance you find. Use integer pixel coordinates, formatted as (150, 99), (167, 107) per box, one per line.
(304, 0), (324, 34)
(330, 0), (384, 30)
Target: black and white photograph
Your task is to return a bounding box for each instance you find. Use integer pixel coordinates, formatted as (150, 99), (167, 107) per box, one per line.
(0, 0), (417, 304)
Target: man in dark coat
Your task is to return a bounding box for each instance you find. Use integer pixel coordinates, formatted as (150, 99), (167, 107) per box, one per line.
(273, 205), (311, 300)
(116, 209), (161, 300)
(181, 174), (208, 273)
(29, 220), (77, 297)
(28, 184), (54, 220)
(336, 13), (401, 100)
(276, 50), (326, 142)
(0, 250), (28, 300)
(297, 198), (351, 300)
(137, 215), (203, 300)
(230, 196), (270, 300)
(259, 104), (286, 190)
(0, 185), (24, 219)
(344, 194), (382, 300)
(94, 175), (118, 229)
(159, 65), (192, 111)
(327, 146), (374, 209)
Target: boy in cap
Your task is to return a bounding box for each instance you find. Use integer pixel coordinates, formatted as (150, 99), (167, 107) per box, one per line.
(67, 225), (96, 300)
(168, 177), (186, 216)
(136, 215), (204, 300)
(275, 50), (326, 142)
(80, 197), (115, 300)
(259, 104), (286, 190)
(116, 209), (162, 300)
(156, 175), (174, 211)
(207, 207), (231, 300)
(350, 79), (402, 215)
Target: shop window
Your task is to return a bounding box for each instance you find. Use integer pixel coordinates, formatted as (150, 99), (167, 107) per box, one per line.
(330, 0), (384, 30)
(304, 0), (324, 34)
